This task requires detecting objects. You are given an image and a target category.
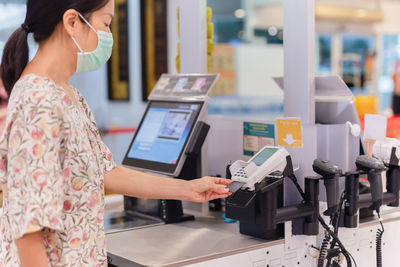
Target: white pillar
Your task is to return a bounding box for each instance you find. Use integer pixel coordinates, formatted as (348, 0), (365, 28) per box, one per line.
(331, 32), (342, 77)
(179, 0), (208, 73)
(283, 0), (316, 124)
(167, 0), (179, 74)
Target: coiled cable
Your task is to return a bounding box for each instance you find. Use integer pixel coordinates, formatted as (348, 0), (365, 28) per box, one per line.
(376, 212), (384, 267)
(318, 233), (331, 267)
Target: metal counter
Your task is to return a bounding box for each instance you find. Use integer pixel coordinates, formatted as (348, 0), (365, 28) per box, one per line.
(106, 212), (283, 267)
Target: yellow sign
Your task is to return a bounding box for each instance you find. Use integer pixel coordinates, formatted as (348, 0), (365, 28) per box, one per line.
(276, 118), (303, 148)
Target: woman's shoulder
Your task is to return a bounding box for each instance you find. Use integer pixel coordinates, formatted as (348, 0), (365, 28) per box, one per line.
(9, 74), (65, 108)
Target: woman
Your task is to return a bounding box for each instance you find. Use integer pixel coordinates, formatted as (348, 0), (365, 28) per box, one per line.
(0, 0), (232, 266)
(0, 78), (7, 210)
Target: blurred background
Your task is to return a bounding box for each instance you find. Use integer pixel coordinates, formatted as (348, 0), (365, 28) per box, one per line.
(1, 0), (399, 163)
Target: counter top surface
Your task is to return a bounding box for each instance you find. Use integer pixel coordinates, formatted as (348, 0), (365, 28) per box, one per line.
(106, 208), (400, 267)
(106, 211), (282, 267)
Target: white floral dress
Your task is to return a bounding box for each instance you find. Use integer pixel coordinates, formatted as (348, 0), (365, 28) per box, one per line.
(0, 74), (116, 266)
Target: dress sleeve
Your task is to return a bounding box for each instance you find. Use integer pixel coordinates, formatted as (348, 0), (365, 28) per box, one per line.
(98, 138), (116, 173)
(6, 88), (68, 240)
(78, 92), (116, 173)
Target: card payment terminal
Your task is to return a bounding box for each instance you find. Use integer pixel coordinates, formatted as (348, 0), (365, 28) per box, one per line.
(229, 146), (290, 191)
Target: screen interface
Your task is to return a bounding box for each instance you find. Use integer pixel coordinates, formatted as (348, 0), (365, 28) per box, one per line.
(127, 101), (202, 165)
(252, 147), (279, 166)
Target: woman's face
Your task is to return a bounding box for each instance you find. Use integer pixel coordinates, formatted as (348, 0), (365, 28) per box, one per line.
(71, 0), (114, 53)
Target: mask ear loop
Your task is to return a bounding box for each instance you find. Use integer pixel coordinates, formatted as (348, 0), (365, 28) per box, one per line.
(71, 12), (98, 53)
(78, 13), (97, 33)
(71, 36), (84, 53)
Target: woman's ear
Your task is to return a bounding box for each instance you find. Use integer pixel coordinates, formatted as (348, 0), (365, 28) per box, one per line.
(63, 9), (81, 38)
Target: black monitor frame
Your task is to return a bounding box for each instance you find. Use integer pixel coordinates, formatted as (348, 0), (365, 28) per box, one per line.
(122, 100), (205, 176)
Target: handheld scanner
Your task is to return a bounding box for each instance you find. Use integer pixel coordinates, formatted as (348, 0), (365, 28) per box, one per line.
(313, 159), (343, 217)
(356, 155), (385, 212)
(373, 138), (400, 166)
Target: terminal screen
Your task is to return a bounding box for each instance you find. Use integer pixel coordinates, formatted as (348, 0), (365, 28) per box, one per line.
(126, 101), (202, 166)
(252, 147), (279, 166)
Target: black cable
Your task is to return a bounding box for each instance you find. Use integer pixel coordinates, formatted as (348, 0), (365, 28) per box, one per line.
(287, 174), (354, 267)
(327, 192), (346, 267)
(318, 233), (331, 267)
(318, 216), (352, 267)
(376, 212), (384, 267)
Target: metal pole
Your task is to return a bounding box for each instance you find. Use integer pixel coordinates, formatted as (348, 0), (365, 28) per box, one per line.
(283, 0), (316, 124)
(179, 0), (208, 73)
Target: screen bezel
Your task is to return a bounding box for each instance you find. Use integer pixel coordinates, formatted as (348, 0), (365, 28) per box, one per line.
(122, 100), (204, 175)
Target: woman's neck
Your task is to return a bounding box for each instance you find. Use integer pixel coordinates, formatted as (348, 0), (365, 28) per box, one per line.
(22, 33), (76, 87)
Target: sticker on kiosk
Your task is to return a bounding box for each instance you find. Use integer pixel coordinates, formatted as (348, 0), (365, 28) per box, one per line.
(276, 118), (303, 148)
(243, 122), (275, 156)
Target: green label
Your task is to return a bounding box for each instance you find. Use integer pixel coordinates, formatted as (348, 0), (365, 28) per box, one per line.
(243, 122), (275, 156)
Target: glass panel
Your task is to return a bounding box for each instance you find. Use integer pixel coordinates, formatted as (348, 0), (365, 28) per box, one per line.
(379, 35), (400, 111)
(316, 34), (332, 75)
(207, 0), (284, 121)
(341, 34), (376, 92)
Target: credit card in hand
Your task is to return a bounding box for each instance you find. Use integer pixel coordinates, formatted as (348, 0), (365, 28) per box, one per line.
(227, 181), (246, 193)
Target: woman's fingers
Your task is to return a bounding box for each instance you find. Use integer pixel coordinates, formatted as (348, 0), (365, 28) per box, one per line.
(212, 177), (232, 185)
(213, 184), (230, 194)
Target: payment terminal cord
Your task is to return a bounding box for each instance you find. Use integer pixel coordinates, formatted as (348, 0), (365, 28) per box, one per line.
(287, 174), (355, 267)
(376, 212), (384, 267)
(326, 192), (346, 267)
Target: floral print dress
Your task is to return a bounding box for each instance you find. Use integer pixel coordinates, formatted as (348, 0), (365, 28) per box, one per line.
(0, 74), (116, 266)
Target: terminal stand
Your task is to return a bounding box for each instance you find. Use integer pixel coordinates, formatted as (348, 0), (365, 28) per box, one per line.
(226, 156), (320, 240)
(124, 121), (210, 224)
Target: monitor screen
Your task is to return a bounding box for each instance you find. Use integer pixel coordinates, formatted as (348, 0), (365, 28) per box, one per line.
(123, 101), (203, 175)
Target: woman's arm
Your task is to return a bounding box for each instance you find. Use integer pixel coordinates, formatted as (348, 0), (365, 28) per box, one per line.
(15, 231), (48, 267)
(104, 166), (232, 202)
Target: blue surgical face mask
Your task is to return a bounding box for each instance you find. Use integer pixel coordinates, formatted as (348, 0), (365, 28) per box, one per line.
(71, 13), (114, 73)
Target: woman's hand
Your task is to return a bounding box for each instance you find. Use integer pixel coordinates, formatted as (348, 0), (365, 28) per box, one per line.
(105, 166), (233, 202)
(185, 177), (232, 202)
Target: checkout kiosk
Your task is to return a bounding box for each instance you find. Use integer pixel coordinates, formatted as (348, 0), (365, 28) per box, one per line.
(106, 74), (315, 267)
(106, 74), (400, 267)
(105, 73), (218, 232)
(121, 74), (218, 224)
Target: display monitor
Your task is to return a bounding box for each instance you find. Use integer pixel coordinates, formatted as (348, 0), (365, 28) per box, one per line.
(123, 101), (204, 176)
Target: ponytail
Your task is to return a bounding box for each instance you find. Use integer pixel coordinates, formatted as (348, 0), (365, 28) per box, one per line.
(0, 26), (30, 96)
(0, 27), (30, 96)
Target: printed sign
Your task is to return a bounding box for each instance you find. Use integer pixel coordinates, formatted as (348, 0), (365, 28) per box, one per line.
(276, 118), (303, 148)
(364, 114), (387, 141)
(150, 74), (219, 99)
(243, 122), (275, 156)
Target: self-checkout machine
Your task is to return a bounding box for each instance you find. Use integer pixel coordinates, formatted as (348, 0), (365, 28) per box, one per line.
(122, 73), (218, 223)
(103, 73), (218, 233)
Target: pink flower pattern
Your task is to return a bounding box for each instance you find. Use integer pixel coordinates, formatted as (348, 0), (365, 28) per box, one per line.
(0, 74), (116, 266)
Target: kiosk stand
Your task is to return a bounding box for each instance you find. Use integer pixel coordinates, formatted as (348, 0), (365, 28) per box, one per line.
(106, 74), (218, 230)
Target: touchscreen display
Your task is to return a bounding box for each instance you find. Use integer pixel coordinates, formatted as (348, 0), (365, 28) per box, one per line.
(251, 147), (279, 166)
(126, 101), (202, 165)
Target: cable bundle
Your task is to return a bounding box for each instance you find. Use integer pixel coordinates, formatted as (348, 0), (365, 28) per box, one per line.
(287, 174), (355, 267)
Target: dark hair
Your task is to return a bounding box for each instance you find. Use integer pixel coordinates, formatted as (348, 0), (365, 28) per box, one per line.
(0, 0), (110, 95)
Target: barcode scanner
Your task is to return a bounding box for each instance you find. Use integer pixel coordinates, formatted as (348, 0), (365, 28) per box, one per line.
(313, 159), (343, 217)
(356, 155), (385, 212)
